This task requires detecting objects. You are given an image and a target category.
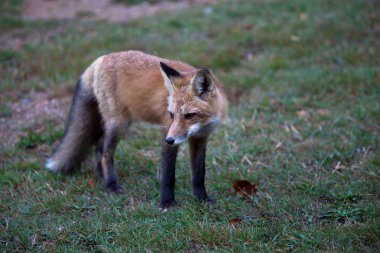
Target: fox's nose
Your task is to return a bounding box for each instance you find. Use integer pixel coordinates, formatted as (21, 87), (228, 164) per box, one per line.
(166, 137), (175, 145)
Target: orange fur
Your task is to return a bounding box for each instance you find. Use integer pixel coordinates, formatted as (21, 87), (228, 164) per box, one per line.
(82, 50), (228, 133)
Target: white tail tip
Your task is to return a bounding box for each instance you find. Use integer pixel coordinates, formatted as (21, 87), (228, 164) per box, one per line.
(45, 158), (59, 172)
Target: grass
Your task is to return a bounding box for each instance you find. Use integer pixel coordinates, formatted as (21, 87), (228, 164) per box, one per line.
(1, 0), (380, 251)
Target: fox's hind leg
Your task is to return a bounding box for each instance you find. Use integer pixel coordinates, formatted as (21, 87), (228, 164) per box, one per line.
(95, 136), (104, 178)
(100, 121), (122, 193)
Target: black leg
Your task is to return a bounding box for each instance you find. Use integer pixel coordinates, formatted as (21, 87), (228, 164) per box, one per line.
(101, 124), (121, 193)
(160, 136), (179, 209)
(95, 137), (104, 178)
(189, 137), (212, 202)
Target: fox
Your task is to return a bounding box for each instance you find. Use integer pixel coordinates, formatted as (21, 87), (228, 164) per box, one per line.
(46, 50), (228, 208)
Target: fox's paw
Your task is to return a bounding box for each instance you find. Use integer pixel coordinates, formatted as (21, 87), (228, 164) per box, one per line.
(105, 183), (123, 194)
(205, 198), (216, 206)
(159, 200), (177, 212)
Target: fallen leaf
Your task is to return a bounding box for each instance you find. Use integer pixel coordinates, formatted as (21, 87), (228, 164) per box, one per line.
(296, 110), (309, 119)
(233, 179), (257, 197)
(299, 12), (308, 21)
(229, 217), (243, 226)
(317, 109), (331, 116)
(87, 178), (96, 189)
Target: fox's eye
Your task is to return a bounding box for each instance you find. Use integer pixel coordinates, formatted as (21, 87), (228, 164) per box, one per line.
(169, 111), (174, 119)
(184, 113), (196, 120)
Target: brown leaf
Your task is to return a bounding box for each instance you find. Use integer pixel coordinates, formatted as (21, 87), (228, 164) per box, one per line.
(233, 179), (257, 197)
(229, 217), (243, 226)
(296, 110), (309, 119)
(317, 109), (331, 116)
(87, 178), (96, 189)
(299, 12), (308, 21)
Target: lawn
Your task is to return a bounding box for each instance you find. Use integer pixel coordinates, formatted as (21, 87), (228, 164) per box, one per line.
(1, 0), (379, 251)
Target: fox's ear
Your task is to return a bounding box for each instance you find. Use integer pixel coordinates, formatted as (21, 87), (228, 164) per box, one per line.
(160, 62), (181, 94)
(192, 69), (214, 100)
(160, 62), (181, 78)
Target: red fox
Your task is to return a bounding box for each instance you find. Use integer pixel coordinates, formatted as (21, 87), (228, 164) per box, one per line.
(46, 51), (228, 208)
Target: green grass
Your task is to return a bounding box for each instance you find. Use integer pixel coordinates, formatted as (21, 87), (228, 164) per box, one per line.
(1, 0), (380, 251)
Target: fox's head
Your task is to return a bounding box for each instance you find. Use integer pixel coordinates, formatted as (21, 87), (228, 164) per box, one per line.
(160, 62), (226, 145)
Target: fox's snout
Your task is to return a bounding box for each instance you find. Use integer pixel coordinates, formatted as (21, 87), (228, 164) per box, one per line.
(165, 119), (190, 145)
(165, 122), (203, 145)
(165, 134), (187, 145)
(165, 137), (175, 145)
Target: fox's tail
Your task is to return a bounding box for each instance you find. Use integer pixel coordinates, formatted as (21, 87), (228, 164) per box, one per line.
(45, 78), (103, 173)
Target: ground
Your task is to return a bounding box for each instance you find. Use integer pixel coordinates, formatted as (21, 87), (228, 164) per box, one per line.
(23, 0), (217, 22)
(0, 0), (379, 252)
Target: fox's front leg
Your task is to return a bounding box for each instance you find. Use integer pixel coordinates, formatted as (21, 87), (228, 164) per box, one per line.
(101, 123), (121, 193)
(160, 137), (179, 209)
(189, 137), (212, 202)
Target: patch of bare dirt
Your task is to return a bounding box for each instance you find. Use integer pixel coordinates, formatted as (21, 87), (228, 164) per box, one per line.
(22, 0), (218, 22)
(1, 0), (219, 51)
(0, 91), (71, 147)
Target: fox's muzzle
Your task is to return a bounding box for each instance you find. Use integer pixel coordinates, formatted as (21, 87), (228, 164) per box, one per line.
(165, 134), (188, 145)
(165, 137), (175, 145)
